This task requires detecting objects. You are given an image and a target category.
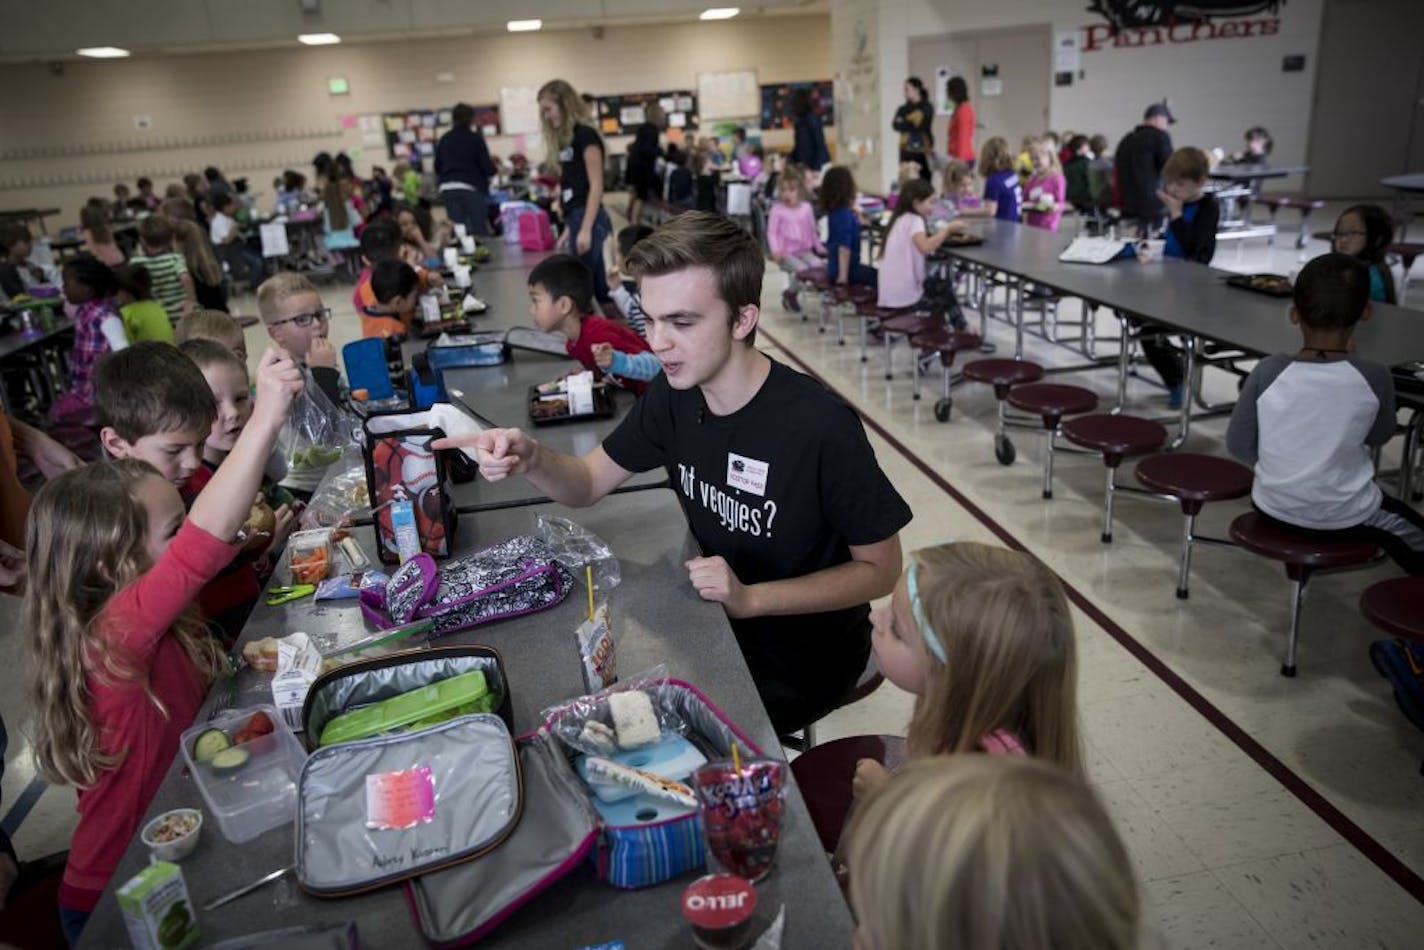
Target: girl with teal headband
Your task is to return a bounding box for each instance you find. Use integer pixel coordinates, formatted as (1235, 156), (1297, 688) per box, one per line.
(853, 541), (1084, 800)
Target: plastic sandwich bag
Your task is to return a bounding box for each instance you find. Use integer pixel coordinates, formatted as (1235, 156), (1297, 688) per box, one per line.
(535, 515), (621, 591)
(280, 371), (361, 489)
(540, 666), (689, 758)
(299, 446), (373, 531)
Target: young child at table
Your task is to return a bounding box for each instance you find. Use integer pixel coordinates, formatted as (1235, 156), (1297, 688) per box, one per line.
(1332, 204), (1397, 305)
(80, 204), (125, 267)
(852, 541), (1082, 801)
(209, 192), (264, 289)
(362, 259), (420, 339)
(180, 339), (298, 639)
(176, 307), (247, 361)
(1023, 139), (1067, 231)
(1063, 135), (1095, 211)
(878, 179), (970, 330)
(767, 168), (825, 312)
(96, 342), (214, 490)
(965, 138), (1020, 223)
(822, 166), (877, 288)
(114, 264), (174, 344)
(26, 347), (303, 944)
(1157, 147), (1219, 263)
(1228, 253), (1424, 574)
(845, 756), (1138, 950)
(396, 204), (450, 269)
(135, 176), (161, 212)
(609, 224), (654, 336)
(129, 215), (196, 322)
(173, 217), (227, 312)
(1229, 125), (1273, 165)
(257, 272), (343, 406)
(0, 222), (47, 298)
(937, 160), (980, 217)
(353, 219), (443, 318)
(51, 256), (129, 427)
(528, 254), (656, 394)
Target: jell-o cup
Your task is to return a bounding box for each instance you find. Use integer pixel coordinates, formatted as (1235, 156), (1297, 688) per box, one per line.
(681, 873), (757, 950)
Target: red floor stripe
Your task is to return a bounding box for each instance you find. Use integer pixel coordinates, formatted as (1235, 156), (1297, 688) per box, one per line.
(762, 326), (1424, 905)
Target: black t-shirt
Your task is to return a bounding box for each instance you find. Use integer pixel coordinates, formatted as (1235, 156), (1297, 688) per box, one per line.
(559, 123), (604, 210)
(1114, 124), (1173, 221)
(602, 359), (913, 731)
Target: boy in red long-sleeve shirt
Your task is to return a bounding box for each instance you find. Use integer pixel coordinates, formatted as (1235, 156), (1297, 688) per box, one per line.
(528, 254), (658, 394)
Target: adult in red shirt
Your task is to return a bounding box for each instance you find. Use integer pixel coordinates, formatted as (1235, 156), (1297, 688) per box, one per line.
(24, 347), (303, 944)
(945, 76), (977, 167)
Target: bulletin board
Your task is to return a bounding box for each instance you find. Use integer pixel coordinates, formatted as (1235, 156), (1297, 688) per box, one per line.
(759, 80), (835, 130)
(499, 85), (543, 136)
(697, 70), (759, 120)
(595, 90), (698, 136)
(383, 108), (453, 168)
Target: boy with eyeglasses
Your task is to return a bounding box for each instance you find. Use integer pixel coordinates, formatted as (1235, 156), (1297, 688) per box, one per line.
(256, 272), (343, 404)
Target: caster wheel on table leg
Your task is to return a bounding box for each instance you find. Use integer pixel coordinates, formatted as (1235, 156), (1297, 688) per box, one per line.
(933, 399), (952, 423)
(994, 435), (1016, 466)
(1280, 663), (1297, 678)
(1175, 587), (1189, 600)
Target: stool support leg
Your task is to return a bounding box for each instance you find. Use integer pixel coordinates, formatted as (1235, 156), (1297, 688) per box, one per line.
(912, 345), (922, 399)
(1114, 311), (1131, 414)
(1014, 277), (1026, 360)
(884, 331), (894, 380)
(1042, 426), (1057, 500)
(1102, 464), (1116, 543)
(1176, 512), (1196, 599)
(1282, 573), (1309, 677)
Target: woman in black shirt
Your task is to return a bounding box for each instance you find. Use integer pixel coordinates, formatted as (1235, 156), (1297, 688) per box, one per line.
(539, 79), (614, 306)
(625, 103), (666, 228)
(892, 77), (935, 181)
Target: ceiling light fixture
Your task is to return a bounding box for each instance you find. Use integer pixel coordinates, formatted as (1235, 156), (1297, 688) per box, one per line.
(507, 19), (543, 32)
(297, 33), (342, 45)
(76, 47), (130, 58)
(699, 7), (740, 20)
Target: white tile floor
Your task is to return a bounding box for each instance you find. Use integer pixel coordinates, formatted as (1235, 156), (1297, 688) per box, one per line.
(3, 207), (1423, 947)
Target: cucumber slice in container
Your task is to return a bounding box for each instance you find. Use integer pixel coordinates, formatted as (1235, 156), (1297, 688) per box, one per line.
(193, 728), (231, 763)
(209, 746), (250, 774)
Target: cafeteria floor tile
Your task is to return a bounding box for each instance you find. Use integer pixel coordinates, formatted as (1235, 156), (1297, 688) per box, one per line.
(3, 219), (1421, 946)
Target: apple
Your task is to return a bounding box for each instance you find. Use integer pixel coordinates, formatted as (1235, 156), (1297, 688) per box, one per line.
(241, 499), (277, 554)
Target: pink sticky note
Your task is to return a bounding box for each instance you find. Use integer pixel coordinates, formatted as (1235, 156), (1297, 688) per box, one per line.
(365, 765), (436, 830)
(339, 114), (358, 129)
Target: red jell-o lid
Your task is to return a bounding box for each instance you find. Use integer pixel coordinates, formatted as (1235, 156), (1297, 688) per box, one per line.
(682, 873), (757, 929)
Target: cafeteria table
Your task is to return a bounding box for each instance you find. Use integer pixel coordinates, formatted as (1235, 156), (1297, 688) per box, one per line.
(1207, 163), (1309, 229)
(0, 207), (61, 234)
(939, 219), (1424, 445)
(0, 313), (73, 415)
(78, 490), (855, 948)
(1381, 173), (1424, 239)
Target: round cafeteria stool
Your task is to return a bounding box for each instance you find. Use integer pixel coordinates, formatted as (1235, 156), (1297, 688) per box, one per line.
(1005, 383), (1099, 499)
(790, 734), (907, 854)
(826, 283), (876, 336)
(878, 310), (940, 380)
(1062, 414), (1168, 541)
(1360, 576), (1424, 640)
(908, 327), (983, 419)
(789, 266), (830, 319)
(1228, 511), (1378, 677)
(962, 358), (1046, 465)
(1134, 453), (1253, 599)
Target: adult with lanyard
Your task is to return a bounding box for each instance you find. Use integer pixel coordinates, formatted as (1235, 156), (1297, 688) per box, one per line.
(435, 212), (912, 735)
(789, 87), (830, 182)
(893, 77), (935, 181)
(539, 79), (614, 307)
(945, 75), (976, 168)
(435, 102), (498, 238)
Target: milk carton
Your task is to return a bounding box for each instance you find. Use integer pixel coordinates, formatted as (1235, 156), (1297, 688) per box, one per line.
(117, 860), (200, 949)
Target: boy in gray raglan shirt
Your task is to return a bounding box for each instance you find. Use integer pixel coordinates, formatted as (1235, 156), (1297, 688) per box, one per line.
(1227, 253), (1424, 574)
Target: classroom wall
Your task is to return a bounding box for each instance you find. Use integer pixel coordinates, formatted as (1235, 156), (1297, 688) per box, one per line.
(0, 14), (832, 229)
(904, 0), (1324, 176)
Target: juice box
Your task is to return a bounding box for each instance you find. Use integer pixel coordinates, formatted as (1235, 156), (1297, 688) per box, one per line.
(117, 860), (199, 949)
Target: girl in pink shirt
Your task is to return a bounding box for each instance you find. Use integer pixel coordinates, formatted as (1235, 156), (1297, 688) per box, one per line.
(767, 169), (824, 312)
(25, 347), (304, 944)
(852, 540), (1084, 802)
(876, 178), (970, 328)
(1023, 139), (1067, 231)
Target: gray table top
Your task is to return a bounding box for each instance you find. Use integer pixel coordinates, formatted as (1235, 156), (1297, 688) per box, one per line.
(1381, 173), (1424, 193)
(0, 317), (72, 361)
(1209, 163), (1309, 181)
(80, 490), (853, 948)
(943, 220), (1424, 365)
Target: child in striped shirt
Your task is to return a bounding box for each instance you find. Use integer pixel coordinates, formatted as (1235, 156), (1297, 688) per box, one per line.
(129, 216), (196, 322)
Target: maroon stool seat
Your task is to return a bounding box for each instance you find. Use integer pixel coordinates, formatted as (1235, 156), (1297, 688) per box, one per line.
(831, 284), (876, 304)
(1253, 193), (1327, 249)
(818, 282), (875, 336)
(1005, 383), (1098, 499)
(962, 359), (1047, 465)
(790, 734), (907, 854)
(785, 267), (831, 319)
(875, 310), (940, 379)
(1229, 511), (1378, 676)
(1387, 242), (1424, 276)
(909, 328), (983, 418)
(1135, 452), (1253, 599)
(795, 267), (829, 284)
(1062, 414), (1168, 542)
(1360, 576), (1424, 640)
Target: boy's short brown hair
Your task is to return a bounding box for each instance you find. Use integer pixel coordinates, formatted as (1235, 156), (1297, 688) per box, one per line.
(175, 308), (244, 351)
(1162, 147), (1210, 183)
(257, 271), (319, 321)
(95, 341), (216, 442)
(624, 211), (764, 343)
(136, 215), (174, 249)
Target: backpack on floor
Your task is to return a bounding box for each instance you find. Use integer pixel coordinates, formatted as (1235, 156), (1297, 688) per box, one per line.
(1369, 638), (1424, 735)
(519, 209), (556, 252)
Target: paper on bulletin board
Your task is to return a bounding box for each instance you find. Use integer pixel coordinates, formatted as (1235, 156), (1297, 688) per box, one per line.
(698, 70), (759, 120)
(260, 223), (290, 258)
(1054, 31), (1081, 74)
(500, 85), (542, 137)
(933, 66), (958, 116)
(981, 78), (1003, 97)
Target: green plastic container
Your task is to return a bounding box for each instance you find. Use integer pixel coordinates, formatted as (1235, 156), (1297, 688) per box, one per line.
(318, 670), (493, 747)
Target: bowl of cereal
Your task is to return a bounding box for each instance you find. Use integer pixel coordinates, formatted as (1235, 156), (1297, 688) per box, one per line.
(141, 808), (203, 862)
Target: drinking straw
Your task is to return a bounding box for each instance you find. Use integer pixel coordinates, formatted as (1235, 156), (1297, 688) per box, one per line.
(586, 565), (595, 622)
(731, 740), (742, 776)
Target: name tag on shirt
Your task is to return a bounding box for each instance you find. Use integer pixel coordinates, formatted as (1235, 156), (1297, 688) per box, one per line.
(559, 147), (574, 162)
(726, 453), (769, 497)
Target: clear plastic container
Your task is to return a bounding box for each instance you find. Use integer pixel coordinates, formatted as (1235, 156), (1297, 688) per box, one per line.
(180, 704), (308, 844)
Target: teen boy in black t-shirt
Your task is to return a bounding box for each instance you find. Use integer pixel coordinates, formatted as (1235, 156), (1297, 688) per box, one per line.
(436, 212), (911, 733)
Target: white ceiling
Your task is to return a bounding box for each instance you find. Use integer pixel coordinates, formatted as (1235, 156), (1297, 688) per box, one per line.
(0, 0), (825, 60)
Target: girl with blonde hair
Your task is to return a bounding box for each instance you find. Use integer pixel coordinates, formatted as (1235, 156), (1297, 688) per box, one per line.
(1024, 138), (1067, 231)
(28, 347), (304, 943)
(170, 216), (227, 311)
(845, 756), (1138, 950)
(855, 541), (1082, 797)
(538, 78), (613, 306)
